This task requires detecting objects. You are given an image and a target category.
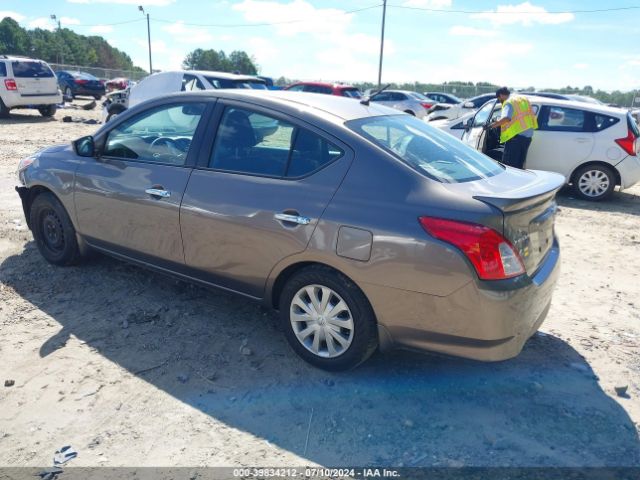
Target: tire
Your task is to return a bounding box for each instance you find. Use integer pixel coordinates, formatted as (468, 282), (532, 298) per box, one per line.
(279, 266), (378, 371)
(38, 105), (57, 117)
(0, 98), (10, 118)
(572, 164), (616, 201)
(30, 192), (82, 266)
(93, 94), (102, 100)
(64, 87), (74, 100)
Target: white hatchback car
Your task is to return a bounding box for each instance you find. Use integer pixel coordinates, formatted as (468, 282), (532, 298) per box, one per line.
(0, 55), (62, 118)
(461, 96), (640, 200)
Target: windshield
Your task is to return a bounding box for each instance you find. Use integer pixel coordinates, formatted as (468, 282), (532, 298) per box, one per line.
(11, 61), (54, 78)
(348, 115), (503, 183)
(205, 77), (267, 89)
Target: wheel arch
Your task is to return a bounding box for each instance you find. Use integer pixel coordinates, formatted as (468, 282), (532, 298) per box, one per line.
(570, 161), (621, 186)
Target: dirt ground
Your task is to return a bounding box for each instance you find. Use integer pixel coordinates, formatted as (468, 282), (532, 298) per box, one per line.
(0, 102), (639, 469)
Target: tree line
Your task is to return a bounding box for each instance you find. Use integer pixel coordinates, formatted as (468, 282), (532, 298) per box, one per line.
(0, 17), (144, 72)
(182, 48), (258, 75)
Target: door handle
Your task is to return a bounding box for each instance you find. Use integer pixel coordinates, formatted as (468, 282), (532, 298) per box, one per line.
(274, 213), (311, 225)
(145, 188), (171, 198)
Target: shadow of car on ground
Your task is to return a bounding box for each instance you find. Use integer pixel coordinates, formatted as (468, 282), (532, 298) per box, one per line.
(1, 243), (638, 467)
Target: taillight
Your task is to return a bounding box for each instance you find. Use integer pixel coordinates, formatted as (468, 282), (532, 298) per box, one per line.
(4, 79), (17, 91)
(419, 217), (525, 280)
(74, 79), (88, 85)
(615, 129), (637, 156)
(420, 102), (433, 109)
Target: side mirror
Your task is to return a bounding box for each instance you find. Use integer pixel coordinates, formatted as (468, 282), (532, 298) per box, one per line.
(463, 101), (475, 109)
(73, 135), (95, 157)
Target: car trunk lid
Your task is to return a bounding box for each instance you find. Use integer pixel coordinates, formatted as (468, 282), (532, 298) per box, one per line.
(471, 169), (564, 275)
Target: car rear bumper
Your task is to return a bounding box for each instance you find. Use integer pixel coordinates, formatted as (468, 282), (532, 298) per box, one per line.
(616, 155), (640, 189)
(3, 92), (62, 108)
(364, 239), (560, 361)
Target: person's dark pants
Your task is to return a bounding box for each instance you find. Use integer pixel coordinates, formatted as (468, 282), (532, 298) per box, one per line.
(502, 134), (532, 169)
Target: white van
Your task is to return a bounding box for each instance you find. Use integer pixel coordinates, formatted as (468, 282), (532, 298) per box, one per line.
(461, 96), (640, 200)
(0, 55), (62, 117)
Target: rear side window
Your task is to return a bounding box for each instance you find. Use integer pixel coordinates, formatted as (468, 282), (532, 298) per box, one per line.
(11, 61), (54, 78)
(348, 115), (503, 183)
(286, 85), (305, 92)
(341, 88), (361, 98)
(209, 106), (342, 177)
(0, 62), (6, 77)
(539, 106), (586, 131)
(593, 113), (619, 132)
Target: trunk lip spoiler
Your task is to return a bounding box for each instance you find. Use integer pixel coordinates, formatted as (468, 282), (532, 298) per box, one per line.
(472, 171), (565, 213)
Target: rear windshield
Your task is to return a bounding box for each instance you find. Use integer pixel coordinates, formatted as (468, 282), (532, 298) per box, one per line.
(409, 92), (430, 101)
(11, 61), (54, 78)
(206, 77), (267, 90)
(347, 115), (503, 183)
(628, 113), (640, 137)
(341, 88), (362, 98)
(73, 72), (99, 80)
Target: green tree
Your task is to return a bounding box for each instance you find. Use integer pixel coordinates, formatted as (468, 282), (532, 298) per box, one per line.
(182, 48), (258, 74)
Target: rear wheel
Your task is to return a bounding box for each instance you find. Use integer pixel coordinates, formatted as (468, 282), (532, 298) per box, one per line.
(38, 105), (57, 117)
(573, 164), (616, 201)
(30, 192), (82, 266)
(279, 266), (378, 371)
(93, 94), (102, 100)
(0, 98), (10, 118)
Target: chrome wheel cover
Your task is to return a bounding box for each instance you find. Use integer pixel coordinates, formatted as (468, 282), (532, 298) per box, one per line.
(578, 169), (610, 198)
(290, 285), (354, 358)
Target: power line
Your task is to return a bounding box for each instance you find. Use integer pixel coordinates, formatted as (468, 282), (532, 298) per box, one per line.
(387, 4), (640, 14)
(67, 18), (145, 28)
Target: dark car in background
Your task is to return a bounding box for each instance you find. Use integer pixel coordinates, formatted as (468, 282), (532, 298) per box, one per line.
(56, 71), (106, 100)
(424, 92), (462, 105)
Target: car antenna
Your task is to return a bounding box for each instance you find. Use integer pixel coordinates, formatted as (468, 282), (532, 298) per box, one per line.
(360, 83), (391, 106)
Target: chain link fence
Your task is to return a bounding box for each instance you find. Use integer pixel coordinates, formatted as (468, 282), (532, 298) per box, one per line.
(49, 63), (148, 82)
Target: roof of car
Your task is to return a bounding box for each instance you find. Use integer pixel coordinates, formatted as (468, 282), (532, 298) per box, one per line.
(162, 70), (264, 81)
(178, 89), (401, 122)
(498, 95), (628, 116)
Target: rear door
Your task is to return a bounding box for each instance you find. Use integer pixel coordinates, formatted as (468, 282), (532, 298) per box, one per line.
(527, 105), (594, 176)
(180, 101), (353, 297)
(10, 61), (58, 97)
(74, 100), (210, 264)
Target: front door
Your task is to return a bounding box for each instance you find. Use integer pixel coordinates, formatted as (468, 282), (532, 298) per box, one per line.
(74, 101), (208, 264)
(461, 99), (497, 151)
(180, 102), (353, 297)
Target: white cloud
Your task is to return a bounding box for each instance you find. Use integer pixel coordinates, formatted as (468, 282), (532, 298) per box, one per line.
(471, 2), (574, 26)
(60, 17), (81, 25)
(162, 21), (214, 44)
(449, 25), (498, 37)
(89, 25), (114, 33)
(68, 0), (174, 5)
(0, 10), (26, 22)
(402, 0), (451, 7)
(28, 17), (56, 30)
(246, 37), (278, 63)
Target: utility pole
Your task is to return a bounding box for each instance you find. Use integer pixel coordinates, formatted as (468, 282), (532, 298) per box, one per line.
(377, 0), (387, 88)
(139, 6), (152, 74)
(50, 14), (63, 64)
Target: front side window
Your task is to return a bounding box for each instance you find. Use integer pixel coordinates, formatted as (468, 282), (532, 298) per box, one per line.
(472, 100), (496, 127)
(104, 102), (206, 165)
(348, 115), (503, 183)
(372, 92), (390, 102)
(11, 61), (54, 78)
(209, 106), (343, 178)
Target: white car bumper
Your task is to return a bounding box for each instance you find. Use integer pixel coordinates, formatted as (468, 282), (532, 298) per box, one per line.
(3, 91), (62, 108)
(616, 155), (640, 190)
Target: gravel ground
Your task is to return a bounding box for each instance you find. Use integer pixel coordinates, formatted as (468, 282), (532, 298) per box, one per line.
(0, 103), (639, 469)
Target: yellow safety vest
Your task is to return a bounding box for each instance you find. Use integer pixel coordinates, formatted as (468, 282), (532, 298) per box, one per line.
(500, 96), (538, 143)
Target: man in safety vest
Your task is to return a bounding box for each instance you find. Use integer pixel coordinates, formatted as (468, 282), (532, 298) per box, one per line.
(487, 87), (538, 169)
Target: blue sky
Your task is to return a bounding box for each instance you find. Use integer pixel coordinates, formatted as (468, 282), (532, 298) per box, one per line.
(2, 0), (640, 91)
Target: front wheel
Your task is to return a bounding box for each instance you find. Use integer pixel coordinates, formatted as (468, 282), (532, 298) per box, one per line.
(30, 192), (82, 266)
(64, 87), (74, 100)
(279, 266), (378, 371)
(573, 164), (616, 201)
(0, 98), (10, 118)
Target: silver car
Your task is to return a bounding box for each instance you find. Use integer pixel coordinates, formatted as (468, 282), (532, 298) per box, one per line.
(369, 89), (432, 119)
(16, 90), (564, 371)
